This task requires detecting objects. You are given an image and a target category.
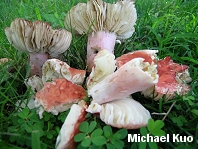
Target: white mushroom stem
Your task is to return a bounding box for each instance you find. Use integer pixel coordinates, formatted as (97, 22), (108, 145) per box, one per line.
(87, 31), (116, 71)
(29, 53), (49, 77)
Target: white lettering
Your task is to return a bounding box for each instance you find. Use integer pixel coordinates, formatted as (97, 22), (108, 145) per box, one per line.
(128, 134), (137, 142)
(128, 134), (192, 143)
(167, 134), (169, 142)
(180, 136), (186, 142)
(173, 134), (179, 142)
(141, 136), (146, 142)
(137, 134), (141, 142)
(153, 136), (160, 142)
(160, 136), (166, 142)
(147, 134), (153, 142)
(187, 136), (193, 142)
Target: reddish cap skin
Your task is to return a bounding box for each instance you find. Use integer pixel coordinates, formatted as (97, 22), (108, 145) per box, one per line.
(157, 56), (189, 75)
(68, 67), (86, 80)
(89, 58), (157, 104)
(155, 56), (190, 95)
(116, 51), (153, 68)
(67, 110), (86, 149)
(116, 52), (190, 99)
(36, 78), (86, 110)
(142, 56), (191, 100)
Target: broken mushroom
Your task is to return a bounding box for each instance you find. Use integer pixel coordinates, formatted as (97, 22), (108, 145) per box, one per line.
(65, 0), (137, 71)
(25, 75), (43, 93)
(35, 78), (86, 118)
(86, 49), (116, 90)
(5, 18), (72, 77)
(142, 56), (192, 100)
(42, 59), (86, 85)
(89, 57), (158, 104)
(115, 50), (191, 100)
(87, 96), (151, 129)
(56, 100), (87, 149)
(116, 50), (158, 68)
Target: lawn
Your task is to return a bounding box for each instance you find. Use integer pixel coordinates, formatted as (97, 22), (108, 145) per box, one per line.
(0, 0), (198, 149)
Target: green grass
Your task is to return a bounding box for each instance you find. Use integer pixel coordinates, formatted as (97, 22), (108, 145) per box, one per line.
(0, 0), (198, 148)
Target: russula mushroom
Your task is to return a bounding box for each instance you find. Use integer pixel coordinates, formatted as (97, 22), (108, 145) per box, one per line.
(4, 18), (72, 77)
(25, 59), (86, 116)
(35, 78), (86, 118)
(56, 100), (87, 149)
(116, 50), (158, 68)
(86, 49), (116, 90)
(42, 59), (86, 85)
(86, 96), (151, 129)
(115, 50), (191, 100)
(142, 56), (192, 100)
(65, 0), (137, 71)
(89, 57), (158, 104)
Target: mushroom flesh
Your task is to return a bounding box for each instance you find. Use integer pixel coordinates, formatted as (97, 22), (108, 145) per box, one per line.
(86, 49), (116, 90)
(42, 59), (86, 85)
(89, 57), (158, 104)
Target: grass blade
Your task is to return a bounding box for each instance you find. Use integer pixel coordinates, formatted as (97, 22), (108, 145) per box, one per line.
(31, 130), (41, 149)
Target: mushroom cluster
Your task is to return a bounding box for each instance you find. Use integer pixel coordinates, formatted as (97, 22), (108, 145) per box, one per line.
(115, 51), (192, 100)
(4, 0), (192, 149)
(86, 49), (158, 129)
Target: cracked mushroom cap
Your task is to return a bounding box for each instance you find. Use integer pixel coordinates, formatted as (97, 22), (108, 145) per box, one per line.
(42, 59), (86, 85)
(87, 96), (151, 129)
(142, 56), (192, 100)
(116, 50), (158, 68)
(4, 18), (72, 57)
(65, 0), (137, 39)
(35, 78), (86, 118)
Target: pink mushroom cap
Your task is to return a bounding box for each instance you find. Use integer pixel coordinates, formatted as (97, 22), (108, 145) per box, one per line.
(35, 78), (86, 118)
(116, 50), (158, 68)
(143, 56), (192, 100)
